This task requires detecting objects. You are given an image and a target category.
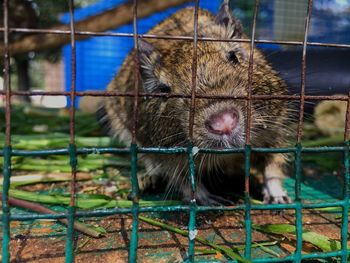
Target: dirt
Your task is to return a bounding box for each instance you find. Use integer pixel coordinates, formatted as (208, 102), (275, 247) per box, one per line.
(2, 209), (349, 263)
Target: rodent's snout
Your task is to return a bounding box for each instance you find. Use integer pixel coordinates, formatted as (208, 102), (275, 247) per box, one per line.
(205, 110), (238, 136)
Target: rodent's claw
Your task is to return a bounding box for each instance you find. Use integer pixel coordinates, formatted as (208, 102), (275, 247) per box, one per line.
(262, 189), (292, 215)
(262, 187), (292, 205)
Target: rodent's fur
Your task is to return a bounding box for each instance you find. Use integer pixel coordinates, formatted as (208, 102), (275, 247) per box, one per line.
(100, 2), (292, 205)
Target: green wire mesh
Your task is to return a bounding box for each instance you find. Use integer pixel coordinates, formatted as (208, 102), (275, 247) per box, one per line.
(1, 144), (350, 262)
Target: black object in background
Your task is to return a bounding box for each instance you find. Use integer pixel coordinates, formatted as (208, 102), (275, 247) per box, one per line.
(264, 48), (350, 112)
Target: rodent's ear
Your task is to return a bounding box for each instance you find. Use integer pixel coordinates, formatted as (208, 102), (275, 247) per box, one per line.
(137, 39), (162, 93)
(214, 0), (243, 38)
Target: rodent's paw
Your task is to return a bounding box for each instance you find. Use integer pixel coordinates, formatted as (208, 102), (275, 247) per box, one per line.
(262, 187), (292, 205)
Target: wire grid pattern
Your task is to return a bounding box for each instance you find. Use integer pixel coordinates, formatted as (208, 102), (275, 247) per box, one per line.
(1, 0), (350, 262)
(273, 0), (308, 41)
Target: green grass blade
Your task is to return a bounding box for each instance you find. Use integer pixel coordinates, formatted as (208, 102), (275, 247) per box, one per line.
(139, 215), (252, 263)
(0, 187), (181, 209)
(253, 223), (349, 253)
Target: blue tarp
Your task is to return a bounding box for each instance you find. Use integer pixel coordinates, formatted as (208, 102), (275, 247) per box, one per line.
(61, 0), (350, 107)
(61, 0), (221, 106)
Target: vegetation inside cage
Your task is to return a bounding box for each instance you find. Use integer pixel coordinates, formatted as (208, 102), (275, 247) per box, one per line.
(0, 103), (349, 262)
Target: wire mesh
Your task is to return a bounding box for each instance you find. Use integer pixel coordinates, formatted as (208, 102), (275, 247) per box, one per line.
(1, 0), (350, 262)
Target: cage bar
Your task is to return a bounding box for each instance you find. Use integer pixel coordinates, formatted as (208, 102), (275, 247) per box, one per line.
(340, 46), (350, 262)
(1, 0), (12, 262)
(65, 0), (78, 261)
(2, 90), (350, 102)
(129, 144), (140, 262)
(186, 0), (200, 260)
(1, 145), (350, 157)
(6, 199), (347, 221)
(1, 27), (350, 49)
(128, 0), (141, 261)
(293, 0), (314, 262)
(341, 142), (349, 262)
(243, 0), (260, 258)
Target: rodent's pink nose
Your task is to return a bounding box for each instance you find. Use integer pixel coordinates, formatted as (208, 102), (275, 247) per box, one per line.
(205, 110), (238, 135)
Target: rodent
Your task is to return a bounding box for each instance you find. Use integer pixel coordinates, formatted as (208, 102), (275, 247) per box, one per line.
(99, 1), (292, 205)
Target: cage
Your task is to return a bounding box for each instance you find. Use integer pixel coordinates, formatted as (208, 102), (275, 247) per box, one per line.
(1, 0), (350, 262)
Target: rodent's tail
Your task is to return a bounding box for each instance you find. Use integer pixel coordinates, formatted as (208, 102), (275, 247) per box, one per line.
(96, 104), (111, 136)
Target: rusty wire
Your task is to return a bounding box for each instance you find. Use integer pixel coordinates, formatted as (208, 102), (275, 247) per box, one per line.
(3, 0), (11, 146)
(1, 27), (350, 49)
(296, 0), (313, 143)
(188, 0), (200, 140)
(2, 91), (350, 101)
(67, 0), (78, 220)
(68, 0), (77, 145)
(245, 0), (259, 145)
(131, 0), (140, 144)
(345, 93), (350, 141)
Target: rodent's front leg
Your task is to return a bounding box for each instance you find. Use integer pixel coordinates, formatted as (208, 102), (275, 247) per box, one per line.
(262, 154), (292, 204)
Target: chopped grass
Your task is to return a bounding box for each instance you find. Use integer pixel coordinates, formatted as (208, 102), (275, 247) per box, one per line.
(253, 223), (348, 253)
(139, 215), (252, 263)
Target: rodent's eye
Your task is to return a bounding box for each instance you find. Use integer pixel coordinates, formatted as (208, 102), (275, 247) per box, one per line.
(158, 83), (171, 93)
(227, 51), (239, 64)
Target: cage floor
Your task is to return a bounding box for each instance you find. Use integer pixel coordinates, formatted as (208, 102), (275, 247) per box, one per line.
(1, 172), (349, 262)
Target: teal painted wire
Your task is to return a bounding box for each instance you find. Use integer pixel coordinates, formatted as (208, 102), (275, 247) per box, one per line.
(2, 145), (346, 158)
(68, 143), (78, 176)
(187, 144), (197, 262)
(187, 201), (197, 262)
(7, 198), (349, 221)
(65, 206), (76, 263)
(129, 143), (140, 262)
(341, 141), (349, 262)
(187, 144), (197, 192)
(65, 144), (78, 262)
(2, 141), (350, 262)
(294, 144), (303, 263)
(244, 145), (252, 259)
(1, 146), (11, 263)
(130, 144), (139, 198)
(129, 203), (140, 262)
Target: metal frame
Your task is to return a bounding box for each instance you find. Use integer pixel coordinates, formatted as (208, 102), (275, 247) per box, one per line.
(1, 0), (350, 262)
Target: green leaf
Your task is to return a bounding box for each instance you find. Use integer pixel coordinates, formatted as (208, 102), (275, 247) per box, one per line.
(1, 187), (181, 210)
(76, 193), (113, 201)
(253, 223), (295, 234)
(302, 231), (341, 252)
(253, 223), (349, 253)
(139, 216), (252, 263)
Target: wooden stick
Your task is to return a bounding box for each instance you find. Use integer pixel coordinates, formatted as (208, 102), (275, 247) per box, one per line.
(0, 0), (191, 56)
(8, 197), (105, 238)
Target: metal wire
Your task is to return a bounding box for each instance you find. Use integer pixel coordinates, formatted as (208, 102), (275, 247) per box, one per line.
(65, 0), (78, 262)
(1, 0), (12, 262)
(1, 0), (350, 262)
(186, 1), (200, 260)
(294, 1), (314, 262)
(129, 0), (141, 261)
(1, 27), (350, 49)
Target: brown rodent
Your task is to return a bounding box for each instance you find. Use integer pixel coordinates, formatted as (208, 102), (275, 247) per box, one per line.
(100, 2), (292, 205)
